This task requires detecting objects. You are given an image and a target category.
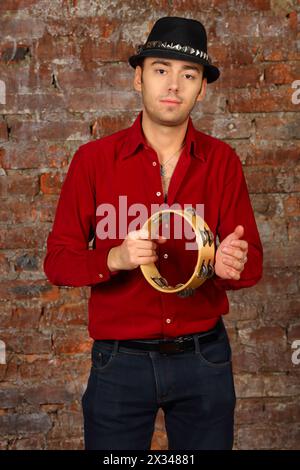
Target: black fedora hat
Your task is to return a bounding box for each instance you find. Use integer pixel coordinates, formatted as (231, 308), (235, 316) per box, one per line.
(129, 16), (220, 84)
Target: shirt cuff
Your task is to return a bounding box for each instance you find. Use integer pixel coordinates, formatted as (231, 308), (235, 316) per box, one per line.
(86, 247), (119, 285)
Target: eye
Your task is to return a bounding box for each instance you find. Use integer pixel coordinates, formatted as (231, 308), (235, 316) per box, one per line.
(185, 74), (195, 80)
(155, 69), (167, 75)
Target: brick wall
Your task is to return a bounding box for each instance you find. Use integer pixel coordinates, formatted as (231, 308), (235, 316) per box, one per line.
(0, 0), (299, 450)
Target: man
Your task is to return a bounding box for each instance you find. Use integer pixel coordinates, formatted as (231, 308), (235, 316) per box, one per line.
(44, 17), (263, 450)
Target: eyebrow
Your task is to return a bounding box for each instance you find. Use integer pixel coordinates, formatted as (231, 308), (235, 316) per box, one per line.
(150, 60), (201, 73)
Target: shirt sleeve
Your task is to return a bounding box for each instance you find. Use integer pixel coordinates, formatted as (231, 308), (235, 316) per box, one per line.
(43, 145), (117, 287)
(213, 150), (263, 290)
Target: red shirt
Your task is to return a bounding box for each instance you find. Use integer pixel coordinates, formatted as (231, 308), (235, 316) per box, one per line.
(44, 111), (263, 340)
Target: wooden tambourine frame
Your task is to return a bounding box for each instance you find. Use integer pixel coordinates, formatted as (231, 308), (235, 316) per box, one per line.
(140, 207), (215, 295)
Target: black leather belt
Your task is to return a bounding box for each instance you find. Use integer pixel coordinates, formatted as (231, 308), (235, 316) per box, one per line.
(97, 321), (220, 355)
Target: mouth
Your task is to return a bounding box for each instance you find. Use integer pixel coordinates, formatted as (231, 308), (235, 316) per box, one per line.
(160, 99), (182, 105)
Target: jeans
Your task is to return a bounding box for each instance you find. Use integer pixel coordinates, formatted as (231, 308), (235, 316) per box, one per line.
(82, 318), (236, 450)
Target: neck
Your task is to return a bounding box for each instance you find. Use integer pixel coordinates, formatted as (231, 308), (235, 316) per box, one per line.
(141, 110), (188, 163)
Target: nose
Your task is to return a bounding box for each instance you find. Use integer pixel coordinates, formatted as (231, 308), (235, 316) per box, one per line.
(167, 71), (180, 93)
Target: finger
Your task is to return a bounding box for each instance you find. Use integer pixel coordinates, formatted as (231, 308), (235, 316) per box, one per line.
(129, 240), (157, 250)
(226, 268), (240, 280)
(137, 249), (157, 258)
(228, 239), (248, 251)
(138, 255), (158, 265)
(222, 256), (244, 271)
(221, 246), (245, 261)
(127, 229), (150, 241)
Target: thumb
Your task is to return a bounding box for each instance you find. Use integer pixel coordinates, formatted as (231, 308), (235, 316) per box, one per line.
(232, 225), (244, 240)
(223, 225), (244, 246)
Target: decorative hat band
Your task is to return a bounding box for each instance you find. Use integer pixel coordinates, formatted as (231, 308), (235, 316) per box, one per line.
(137, 40), (211, 64)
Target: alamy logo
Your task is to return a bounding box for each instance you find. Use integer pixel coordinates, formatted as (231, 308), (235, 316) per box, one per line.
(291, 340), (300, 365)
(291, 80), (300, 105)
(0, 80), (6, 105)
(0, 340), (6, 365)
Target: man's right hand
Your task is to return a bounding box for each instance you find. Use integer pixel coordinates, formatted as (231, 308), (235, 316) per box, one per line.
(107, 229), (167, 272)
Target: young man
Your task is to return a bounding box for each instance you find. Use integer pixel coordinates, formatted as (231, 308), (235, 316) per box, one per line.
(44, 17), (263, 450)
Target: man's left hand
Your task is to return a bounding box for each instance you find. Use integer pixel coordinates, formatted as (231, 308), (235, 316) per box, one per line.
(214, 225), (248, 280)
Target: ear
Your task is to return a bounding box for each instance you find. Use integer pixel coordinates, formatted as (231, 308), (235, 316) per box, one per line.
(133, 66), (143, 92)
(196, 76), (207, 103)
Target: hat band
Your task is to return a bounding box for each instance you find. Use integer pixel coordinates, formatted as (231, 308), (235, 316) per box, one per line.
(137, 40), (211, 64)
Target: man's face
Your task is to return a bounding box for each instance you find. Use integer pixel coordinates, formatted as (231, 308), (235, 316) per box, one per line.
(133, 57), (206, 127)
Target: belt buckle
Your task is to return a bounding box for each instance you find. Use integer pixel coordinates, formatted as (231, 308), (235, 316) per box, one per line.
(158, 338), (185, 354)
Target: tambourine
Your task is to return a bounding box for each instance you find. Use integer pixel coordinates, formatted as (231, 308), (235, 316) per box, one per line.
(140, 207), (215, 297)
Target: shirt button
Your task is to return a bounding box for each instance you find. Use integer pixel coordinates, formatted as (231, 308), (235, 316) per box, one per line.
(152, 161), (157, 166)
(156, 191), (161, 197)
(166, 318), (171, 324)
(99, 273), (104, 278)
(163, 253), (168, 259)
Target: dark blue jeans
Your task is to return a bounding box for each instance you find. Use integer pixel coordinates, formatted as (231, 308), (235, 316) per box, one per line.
(82, 318), (236, 450)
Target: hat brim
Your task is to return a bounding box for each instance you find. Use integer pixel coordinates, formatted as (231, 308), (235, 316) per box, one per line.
(128, 49), (220, 84)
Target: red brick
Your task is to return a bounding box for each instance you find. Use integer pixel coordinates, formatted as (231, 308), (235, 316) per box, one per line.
(287, 218), (300, 241)
(0, 0), (39, 11)
(264, 62), (300, 85)
(47, 410), (83, 439)
(0, 280), (59, 301)
(9, 120), (90, 142)
(264, 373), (300, 397)
(255, 268), (298, 296)
(0, 225), (50, 250)
(193, 114), (252, 140)
(0, 253), (10, 277)
(8, 306), (41, 329)
(24, 384), (74, 405)
(284, 195), (300, 216)
(0, 199), (38, 224)
(40, 303), (87, 328)
(0, 413), (52, 436)
(0, 119), (8, 141)
(91, 113), (137, 139)
(288, 323), (300, 343)
(262, 37), (298, 61)
(0, 172), (39, 197)
(40, 172), (65, 195)
(262, 297), (300, 324)
(1, 143), (70, 170)
(263, 242), (300, 267)
(236, 423), (300, 450)
(0, 18), (45, 40)
(46, 437), (83, 450)
(34, 194), (60, 223)
(0, 331), (52, 355)
(234, 373), (265, 398)
(244, 166), (300, 193)
(80, 37), (134, 69)
(228, 86), (296, 113)
(254, 114), (299, 140)
(212, 0), (270, 10)
(66, 90), (140, 113)
(0, 387), (23, 408)
(235, 398), (265, 425)
(52, 329), (92, 354)
(237, 143), (300, 167)
(9, 434), (46, 450)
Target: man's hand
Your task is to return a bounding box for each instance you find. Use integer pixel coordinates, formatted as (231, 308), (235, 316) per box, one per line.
(107, 229), (167, 272)
(215, 225), (248, 280)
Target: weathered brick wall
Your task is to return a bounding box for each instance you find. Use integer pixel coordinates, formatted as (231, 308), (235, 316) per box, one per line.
(0, 0), (299, 450)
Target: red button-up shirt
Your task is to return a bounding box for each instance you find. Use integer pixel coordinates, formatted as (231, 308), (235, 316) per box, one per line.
(44, 111), (263, 340)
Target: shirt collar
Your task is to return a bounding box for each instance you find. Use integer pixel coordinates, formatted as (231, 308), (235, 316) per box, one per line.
(120, 111), (206, 162)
